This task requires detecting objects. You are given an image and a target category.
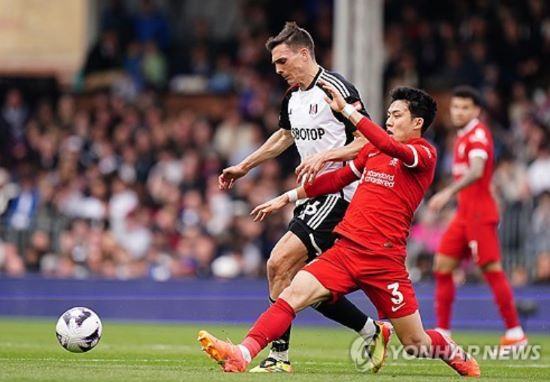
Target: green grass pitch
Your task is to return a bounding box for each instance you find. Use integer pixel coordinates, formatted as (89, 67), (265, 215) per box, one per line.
(0, 318), (549, 381)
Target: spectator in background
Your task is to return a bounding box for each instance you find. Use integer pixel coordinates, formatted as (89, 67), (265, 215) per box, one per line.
(133, 0), (171, 51)
(83, 29), (123, 77)
(4, 168), (39, 231)
(0, 89), (30, 165)
(493, 152), (530, 205)
(142, 41), (168, 88)
(527, 140), (550, 196)
(530, 192), (550, 280)
(0, 241), (24, 276)
(101, 0), (134, 51)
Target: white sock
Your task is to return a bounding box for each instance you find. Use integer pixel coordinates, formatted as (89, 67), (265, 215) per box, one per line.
(505, 326), (525, 340)
(435, 327), (451, 338)
(268, 349), (289, 362)
(238, 345), (252, 363)
(358, 317), (377, 342)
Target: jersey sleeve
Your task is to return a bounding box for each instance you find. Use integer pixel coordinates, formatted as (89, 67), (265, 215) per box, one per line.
(355, 117), (436, 170)
(349, 144), (371, 176)
(403, 142), (437, 171)
(466, 127), (490, 161)
(318, 71), (369, 137)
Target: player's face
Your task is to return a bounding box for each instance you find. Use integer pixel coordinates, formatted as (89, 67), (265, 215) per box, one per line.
(450, 97), (480, 128)
(386, 100), (423, 142)
(271, 44), (307, 86)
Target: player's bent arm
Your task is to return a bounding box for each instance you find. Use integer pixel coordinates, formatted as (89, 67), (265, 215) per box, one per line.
(251, 165), (360, 222)
(320, 131), (367, 162)
(320, 80), (417, 166)
(239, 129), (294, 172)
(427, 155), (485, 212)
(350, 116), (418, 165)
(296, 131), (367, 183)
(445, 156), (485, 196)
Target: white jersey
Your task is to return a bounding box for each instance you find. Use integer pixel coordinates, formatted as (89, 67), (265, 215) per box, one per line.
(279, 67), (369, 202)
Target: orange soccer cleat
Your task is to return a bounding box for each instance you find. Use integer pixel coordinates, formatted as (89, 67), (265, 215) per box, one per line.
(197, 330), (249, 372)
(442, 336), (481, 377)
(500, 335), (528, 348)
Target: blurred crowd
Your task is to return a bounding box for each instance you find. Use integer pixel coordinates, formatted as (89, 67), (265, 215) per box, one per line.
(387, 0), (550, 285)
(0, 0), (549, 284)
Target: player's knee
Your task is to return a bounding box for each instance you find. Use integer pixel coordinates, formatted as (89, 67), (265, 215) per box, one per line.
(481, 261), (502, 272)
(400, 334), (427, 353)
(433, 254), (454, 273)
(267, 254), (285, 278)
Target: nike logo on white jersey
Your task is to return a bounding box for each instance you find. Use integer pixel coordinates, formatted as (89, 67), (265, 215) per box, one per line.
(391, 303), (406, 312)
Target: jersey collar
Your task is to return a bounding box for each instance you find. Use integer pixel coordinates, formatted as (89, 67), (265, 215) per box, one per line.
(304, 66), (323, 91)
(458, 118), (479, 137)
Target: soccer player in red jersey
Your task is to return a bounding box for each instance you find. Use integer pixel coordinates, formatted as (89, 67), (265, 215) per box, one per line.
(197, 82), (480, 377)
(428, 86), (527, 347)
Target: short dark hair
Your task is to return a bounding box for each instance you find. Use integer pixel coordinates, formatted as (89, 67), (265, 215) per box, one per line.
(452, 85), (484, 107)
(265, 21), (315, 59)
(390, 87), (437, 134)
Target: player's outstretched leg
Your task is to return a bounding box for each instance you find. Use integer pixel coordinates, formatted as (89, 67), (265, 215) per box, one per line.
(249, 297), (294, 373)
(391, 311), (480, 377)
(198, 330), (249, 372)
(198, 271), (331, 373)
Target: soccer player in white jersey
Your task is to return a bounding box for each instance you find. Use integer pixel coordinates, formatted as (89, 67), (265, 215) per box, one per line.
(218, 22), (383, 373)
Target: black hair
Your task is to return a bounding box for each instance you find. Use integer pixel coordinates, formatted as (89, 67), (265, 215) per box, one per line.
(452, 85), (484, 107)
(265, 21), (315, 60)
(390, 87), (437, 134)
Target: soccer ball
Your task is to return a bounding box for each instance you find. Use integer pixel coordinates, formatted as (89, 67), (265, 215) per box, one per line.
(55, 307), (102, 353)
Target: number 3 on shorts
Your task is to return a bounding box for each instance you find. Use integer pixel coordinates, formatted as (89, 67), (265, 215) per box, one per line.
(387, 282), (404, 305)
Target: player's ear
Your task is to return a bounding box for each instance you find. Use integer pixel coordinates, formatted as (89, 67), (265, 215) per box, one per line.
(414, 117), (424, 131)
(300, 47), (309, 61)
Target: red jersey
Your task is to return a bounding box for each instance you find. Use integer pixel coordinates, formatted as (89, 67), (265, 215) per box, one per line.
(452, 118), (498, 222)
(304, 117), (437, 255)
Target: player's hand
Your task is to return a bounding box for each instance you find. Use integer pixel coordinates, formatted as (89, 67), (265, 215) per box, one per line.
(218, 165), (247, 190)
(427, 189), (453, 213)
(250, 194), (289, 222)
(296, 152), (329, 184)
(319, 79), (347, 113)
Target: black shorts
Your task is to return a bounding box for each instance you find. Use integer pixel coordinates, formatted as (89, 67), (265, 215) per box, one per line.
(288, 194), (349, 262)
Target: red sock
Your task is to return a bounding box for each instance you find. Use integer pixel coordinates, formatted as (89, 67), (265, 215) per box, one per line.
(434, 272), (455, 330)
(426, 329), (452, 359)
(241, 298), (296, 359)
(483, 270), (520, 329)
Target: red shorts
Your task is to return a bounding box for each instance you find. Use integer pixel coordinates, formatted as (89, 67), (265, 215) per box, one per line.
(303, 238), (418, 319)
(437, 214), (501, 266)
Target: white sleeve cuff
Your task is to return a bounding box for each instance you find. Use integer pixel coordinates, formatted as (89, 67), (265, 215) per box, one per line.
(403, 144), (419, 168)
(349, 160), (362, 178)
(468, 149), (488, 160)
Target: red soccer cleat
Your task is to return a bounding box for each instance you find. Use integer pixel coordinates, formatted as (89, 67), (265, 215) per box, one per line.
(197, 330), (249, 372)
(442, 336), (481, 377)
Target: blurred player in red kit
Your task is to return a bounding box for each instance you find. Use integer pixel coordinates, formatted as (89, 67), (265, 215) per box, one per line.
(197, 82), (480, 377)
(428, 85), (527, 347)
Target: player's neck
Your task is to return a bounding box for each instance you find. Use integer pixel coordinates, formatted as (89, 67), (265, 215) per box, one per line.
(299, 63), (320, 90)
(396, 132), (421, 143)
